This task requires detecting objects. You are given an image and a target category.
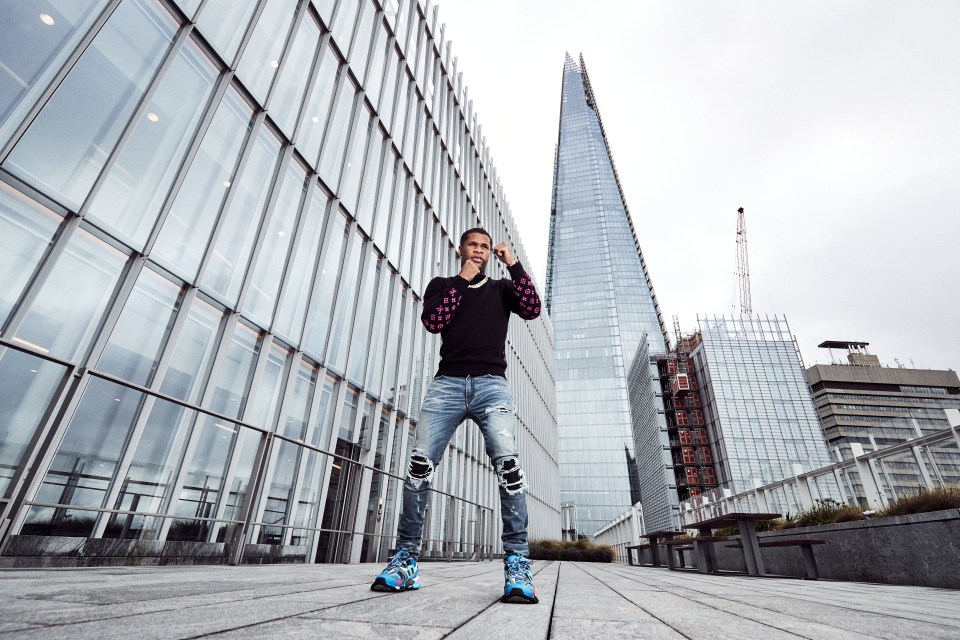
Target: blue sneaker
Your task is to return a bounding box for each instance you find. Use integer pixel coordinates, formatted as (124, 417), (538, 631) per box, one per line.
(502, 553), (538, 604)
(371, 549), (421, 592)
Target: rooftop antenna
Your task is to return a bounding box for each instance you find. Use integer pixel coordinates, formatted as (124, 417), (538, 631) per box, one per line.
(736, 207), (752, 316)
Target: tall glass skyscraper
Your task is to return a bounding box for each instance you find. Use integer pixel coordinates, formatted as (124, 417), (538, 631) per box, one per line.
(547, 54), (668, 537)
(0, 0), (558, 566)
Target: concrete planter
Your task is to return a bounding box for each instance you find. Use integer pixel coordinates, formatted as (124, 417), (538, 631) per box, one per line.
(710, 508), (960, 588)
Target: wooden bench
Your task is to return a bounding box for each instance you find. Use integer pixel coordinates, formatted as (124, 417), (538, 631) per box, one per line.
(626, 543), (652, 566)
(726, 539), (825, 579)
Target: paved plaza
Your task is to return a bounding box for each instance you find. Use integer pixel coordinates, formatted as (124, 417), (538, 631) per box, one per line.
(1, 560), (959, 639)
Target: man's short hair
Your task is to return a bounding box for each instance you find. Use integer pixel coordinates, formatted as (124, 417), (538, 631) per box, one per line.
(459, 227), (492, 247)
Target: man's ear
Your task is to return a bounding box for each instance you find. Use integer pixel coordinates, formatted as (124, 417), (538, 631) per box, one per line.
(456, 247), (461, 258)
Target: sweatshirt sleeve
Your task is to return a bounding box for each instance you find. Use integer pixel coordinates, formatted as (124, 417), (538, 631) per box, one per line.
(506, 261), (541, 320)
(421, 275), (468, 333)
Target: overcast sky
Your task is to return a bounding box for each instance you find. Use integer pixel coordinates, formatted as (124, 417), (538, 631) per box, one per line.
(433, 0), (960, 372)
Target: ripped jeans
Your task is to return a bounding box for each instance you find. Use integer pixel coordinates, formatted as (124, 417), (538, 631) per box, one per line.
(396, 374), (529, 559)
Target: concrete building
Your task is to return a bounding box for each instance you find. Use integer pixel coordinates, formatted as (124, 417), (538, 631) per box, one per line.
(806, 341), (960, 504)
(0, 0), (558, 566)
(546, 54), (669, 537)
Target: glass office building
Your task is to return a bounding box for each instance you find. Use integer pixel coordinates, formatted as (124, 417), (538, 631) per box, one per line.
(546, 54), (668, 537)
(0, 0), (558, 566)
(691, 315), (833, 495)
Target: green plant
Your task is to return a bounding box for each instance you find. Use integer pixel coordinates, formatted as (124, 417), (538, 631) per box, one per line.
(528, 538), (616, 562)
(780, 498), (865, 529)
(878, 486), (960, 518)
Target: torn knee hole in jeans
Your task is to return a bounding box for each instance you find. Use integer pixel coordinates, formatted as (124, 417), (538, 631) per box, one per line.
(496, 457), (527, 495)
(486, 404), (513, 415)
(407, 452), (434, 488)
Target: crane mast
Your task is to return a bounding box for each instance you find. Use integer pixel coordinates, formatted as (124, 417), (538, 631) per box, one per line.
(736, 207), (752, 316)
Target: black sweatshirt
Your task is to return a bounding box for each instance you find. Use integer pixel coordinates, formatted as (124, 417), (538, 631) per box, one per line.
(421, 261), (541, 377)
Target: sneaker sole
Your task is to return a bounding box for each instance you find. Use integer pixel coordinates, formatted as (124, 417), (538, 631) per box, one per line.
(501, 588), (538, 604)
(371, 577), (421, 592)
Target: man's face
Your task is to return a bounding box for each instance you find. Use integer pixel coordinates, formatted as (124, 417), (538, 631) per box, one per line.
(460, 232), (492, 273)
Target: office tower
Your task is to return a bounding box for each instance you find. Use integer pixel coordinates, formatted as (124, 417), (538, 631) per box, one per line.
(547, 54), (669, 537)
(806, 341), (960, 504)
(690, 315), (834, 496)
(0, 0), (557, 565)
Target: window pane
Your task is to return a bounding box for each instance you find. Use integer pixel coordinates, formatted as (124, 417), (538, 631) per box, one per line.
(280, 359), (317, 441)
(209, 322), (259, 419)
(269, 11), (321, 137)
(242, 161), (306, 328)
(157, 297), (223, 403)
(355, 125), (385, 234)
(331, 0), (359, 55)
(365, 268), (394, 391)
(29, 377), (142, 528)
(96, 268), (180, 385)
(0, 182), (61, 327)
(86, 40), (218, 248)
(0, 0), (108, 147)
(297, 45), (338, 165)
(317, 78), (356, 187)
(244, 342), (289, 431)
(345, 249), (378, 383)
(364, 24), (388, 109)
(258, 439), (299, 542)
(13, 227), (127, 361)
(349, 0), (376, 83)
(302, 211), (347, 359)
(4, 0), (178, 210)
(273, 182), (330, 343)
(379, 281), (404, 401)
(200, 125), (282, 304)
(195, 0), (258, 65)
(152, 88), (253, 281)
(235, 0), (297, 105)
(338, 108), (372, 216)
(0, 348), (69, 497)
(326, 230), (363, 372)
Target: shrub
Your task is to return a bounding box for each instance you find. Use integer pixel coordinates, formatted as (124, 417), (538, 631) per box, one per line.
(878, 486), (960, 518)
(528, 538), (617, 562)
(782, 498), (861, 529)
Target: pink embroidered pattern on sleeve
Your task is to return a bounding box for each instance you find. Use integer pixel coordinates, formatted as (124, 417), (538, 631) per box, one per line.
(423, 287), (462, 331)
(513, 274), (541, 319)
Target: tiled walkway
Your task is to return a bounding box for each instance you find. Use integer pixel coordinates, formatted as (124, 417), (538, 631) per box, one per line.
(1, 560), (958, 639)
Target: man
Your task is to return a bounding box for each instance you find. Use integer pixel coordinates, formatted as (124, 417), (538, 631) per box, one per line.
(371, 228), (542, 604)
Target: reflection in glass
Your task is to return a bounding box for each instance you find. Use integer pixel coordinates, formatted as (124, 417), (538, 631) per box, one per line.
(326, 230), (363, 373)
(298, 46), (339, 166)
(245, 342), (289, 431)
(209, 322), (259, 419)
(157, 297), (223, 403)
(302, 212), (347, 359)
(152, 88), (252, 281)
(13, 227), (127, 361)
(97, 267), (181, 386)
(25, 377), (142, 535)
(280, 360), (317, 441)
(0, 182), (61, 327)
(0, 349), (68, 496)
(269, 11), (320, 137)
(195, 0), (258, 65)
(86, 40), (218, 248)
(0, 0), (108, 147)
(258, 439), (298, 543)
(242, 161), (306, 328)
(4, 0), (177, 209)
(273, 183), (329, 343)
(235, 0), (297, 105)
(200, 125), (281, 304)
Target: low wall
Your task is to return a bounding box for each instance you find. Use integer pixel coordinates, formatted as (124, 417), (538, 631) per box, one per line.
(707, 508), (960, 589)
(0, 535), (231, 567)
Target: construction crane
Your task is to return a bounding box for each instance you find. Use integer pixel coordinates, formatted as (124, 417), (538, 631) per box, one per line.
(736, 207), (752, 316)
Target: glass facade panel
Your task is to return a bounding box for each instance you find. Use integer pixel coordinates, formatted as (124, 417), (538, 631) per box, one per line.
(317, 77), (357, 188)
(269, 10), (321, 137)
(245, 342), (290, 431)
(96, 267), (180, 386)
(86, 39), (218, 248)
(302, 211), (347, 358)
(326, 228), (363, 372)
(195, 0), (258, 65)
(152, 87), (253, 280)
(0, 182), (61, 327)
(235, 0), (297, 105)
(4, 0), (177, 209)
(345, 249), (379, 384)
(157, 297), (223, 402)
(13, 227), (127, 361)
(297, 45), (339, 164)
(200, 124), (282, 304)
(242, 160), (307, 328)
(0, 0), (108, 147)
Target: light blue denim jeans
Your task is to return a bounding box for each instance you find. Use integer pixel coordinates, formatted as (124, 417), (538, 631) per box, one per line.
(396, 374), (529, 559)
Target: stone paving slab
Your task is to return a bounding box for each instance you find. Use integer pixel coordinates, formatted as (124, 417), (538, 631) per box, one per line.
(1, 561), (958, 639)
